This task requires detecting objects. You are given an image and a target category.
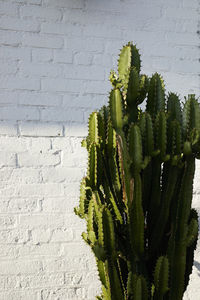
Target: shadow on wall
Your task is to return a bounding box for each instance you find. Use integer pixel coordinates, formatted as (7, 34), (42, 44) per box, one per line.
(194, 261), (200, 277)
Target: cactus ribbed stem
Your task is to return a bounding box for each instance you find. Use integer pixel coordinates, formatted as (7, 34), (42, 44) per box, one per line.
(75, 42), (199, 300)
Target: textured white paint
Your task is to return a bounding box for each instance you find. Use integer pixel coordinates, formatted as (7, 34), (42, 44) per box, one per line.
(0, 0), (199, 299)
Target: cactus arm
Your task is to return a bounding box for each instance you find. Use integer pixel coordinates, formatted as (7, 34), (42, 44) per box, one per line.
(88, 112), (99, 146)
(153, 256), (169, 300)
(118, 42), (141, 82)
(109, 88), (124, 133)
(186, 216), (198, 247)
(146, 73), (165, 119)
(184, 209), (199, 290)
(155, 112), (170, 162)
(106, 120), (122, 201)
(149, 163), (178, 253)
(126, 67), (140, 122)
(74, 177), (87, 218)
(147, 157), (161, 236)
(118, 43), (132, 81)
(137, 74), (149, 104)
(108, 189), (123, 224)
(117, 134), (131, 205)
(127, 273), (148, 300)
(129, 124), (143, 173)
(102, 208), (124, 300)
(88, 143), (98, 190)
(183, 95), (200, 139)
(87, 197), (95, 235)
(126, 67), (140, 105)
(168, 157), (195, 300)
(167, 92), (182, 125)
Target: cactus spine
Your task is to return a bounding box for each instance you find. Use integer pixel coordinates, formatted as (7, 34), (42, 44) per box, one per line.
(75, 42), (200, 300)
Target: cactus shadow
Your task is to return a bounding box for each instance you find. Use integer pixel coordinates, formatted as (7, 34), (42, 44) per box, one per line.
(194, 261), (200, 277)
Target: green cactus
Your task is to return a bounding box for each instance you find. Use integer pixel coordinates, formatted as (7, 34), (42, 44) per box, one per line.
(74, 42), (200, 300)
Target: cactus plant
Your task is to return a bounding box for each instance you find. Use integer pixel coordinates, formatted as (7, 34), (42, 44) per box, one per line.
(74, 42), (200, 300)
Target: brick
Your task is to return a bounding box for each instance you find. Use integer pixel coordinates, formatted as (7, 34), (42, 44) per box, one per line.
(0, 106), (40, 121)
(32, 48), (53, 62)
(19, 121), (63, 137)
(62, 93), (106, 109)
(19, 243), (62, 257)
(42, 197), (76, 213)
(41, 78), (84, 93)
(0, 168), (13, 181)
(0, 290), (40, 300)
(0, 260), (42, 275)
(0, 16), (40, 32)
(74, 52), (93, 65)
(83, 24), (122, 39)
(0, 229), (29, 244)
(42, 256), (89, 273)
(28, 137), (51, 152)
(19, 273), (64, 288)
(19, 214), (65, 229)
(0, 137), (28, 152)
(41, 107), (84, 122)
(62, 152), (87, 168)
(170, 59), (199, 74)
(19, 61), (62, 77)
(84, 0), (122, 12)
(165, 32), (199, 46)
(23, 33), (63, 49)
(0, 197), (40, 214)
(0, 122), (17, 136)
(51, 137), (72, 152)
(0, 29), (22, 46)
(18, 151), (60, 167)
(163, 7), (198, 20)
(93, 53), (112, 66)
(64, 123), (88, 137)
(20, 5), (62, 21)
(41, 22), (82, 36)
(41, 287), (86, 299)
(18, 91), (62, 107)
(15, 183), (63, 197)
(41, 167), (84, 183)
(0, 215), (17, 229)
(64, 37), (104, 53)
(0, 46), (31, 61)
(0, 59), (18, 75)
(43, 0), (84, 9)
(31, 228), (51, 243)
(9, 168), (41, 184)
(83, 80), (110, 94)
(0, 245), (19, 258)
(63, 242), (90, 258)
(15, 0), (41, 3)
(63, 64), (105, 80)
(0, 275), (18, 290)
(50, 228), (73, 242)
(53, 49), (73, 64)
(0, 76), (40, 91)
(0, 2), (19, 16)
(0, 152), (16, 167)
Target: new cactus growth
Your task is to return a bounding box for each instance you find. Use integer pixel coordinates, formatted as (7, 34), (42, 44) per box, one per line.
(75, 42), (200, 300)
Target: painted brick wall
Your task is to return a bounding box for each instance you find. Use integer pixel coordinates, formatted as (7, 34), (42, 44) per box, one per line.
(0, 0), (199, 299)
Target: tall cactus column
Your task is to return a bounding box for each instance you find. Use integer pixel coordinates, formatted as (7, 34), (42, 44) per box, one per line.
(74, 42), (200, 300)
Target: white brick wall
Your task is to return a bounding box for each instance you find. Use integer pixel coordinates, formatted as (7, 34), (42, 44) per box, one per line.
(0, 0), (199, 299)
